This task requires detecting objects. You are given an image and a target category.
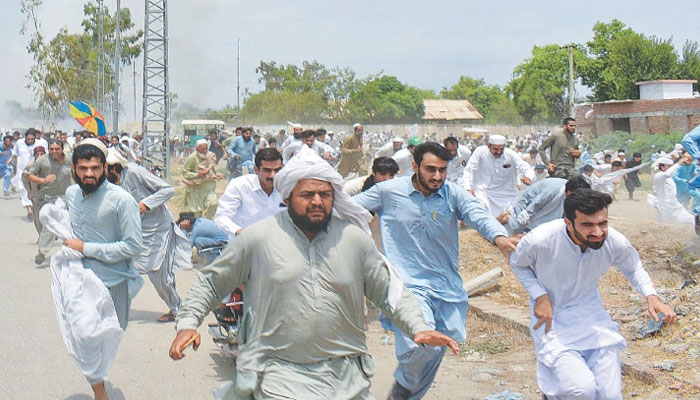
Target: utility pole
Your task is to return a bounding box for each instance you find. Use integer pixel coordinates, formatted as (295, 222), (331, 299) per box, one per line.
(133, 61), (137, 120)
(112, 0), (121, 135)
(568, 45), (575, 117)
(237, 38), (240, 120)
(97, 0), (104, 114)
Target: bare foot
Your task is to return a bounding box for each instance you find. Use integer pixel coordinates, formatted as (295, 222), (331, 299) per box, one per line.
(157, 310), (176, 323)
(92, 381), (109, 400)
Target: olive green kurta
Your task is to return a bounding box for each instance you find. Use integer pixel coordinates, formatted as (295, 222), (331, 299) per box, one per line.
(176, 212), (429, 400)
(337, 134), (365, 178)
(182, 151), (219, 217)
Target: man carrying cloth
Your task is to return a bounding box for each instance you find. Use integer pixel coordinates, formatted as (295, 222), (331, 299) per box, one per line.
(170, 147), (458, 399)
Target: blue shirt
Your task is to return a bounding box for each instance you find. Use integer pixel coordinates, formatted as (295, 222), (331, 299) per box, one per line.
(353, 176), (507, 302)
(189, 218), (228, 247)
(506, 178), (567, 234)
(227, 136), (255, 163)
(65, 180), (144, 297)
(0, 144), (13, 167)
(682, 124), (700, 159)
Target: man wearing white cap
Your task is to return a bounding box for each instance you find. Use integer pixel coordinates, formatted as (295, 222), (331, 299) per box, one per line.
(460, 134), (535, 218)
(106, 148), (192, 323)
(62, 139), (144, 399)
(649, 154), (696, 225)
(282, 123), (303, 149)
(337, 123), (365, 178)
(443, 136), (471, 183)
(375, 136), (404, 159)
(170, 146), (459, 399)
(182, 139), (222, 217)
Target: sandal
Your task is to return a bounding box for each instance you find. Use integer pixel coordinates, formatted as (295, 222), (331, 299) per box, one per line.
(156, 311), (175, 323)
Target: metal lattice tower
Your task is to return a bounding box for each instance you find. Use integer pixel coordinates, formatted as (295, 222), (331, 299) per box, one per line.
(141, 0), (170, 177)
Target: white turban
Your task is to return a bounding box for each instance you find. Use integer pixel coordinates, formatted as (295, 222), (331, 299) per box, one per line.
(287, 121), (302, 129)
(657, 157), (674, 165)
(391, 137), (404, 144)
(76, 138), (108, 158)
(106, 148), (129, 168)
(274, 146), (371, 233)
(196, 138), (208, 147)
(352, 123), (362, 131)
(488, 134), (506, 145)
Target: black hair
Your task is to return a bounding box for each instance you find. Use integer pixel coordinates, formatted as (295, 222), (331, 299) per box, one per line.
(604, 153), (612, 159)
(611, 160), (623, 168)
(582, 164), (594, 173)
(72, 144), (106, 165)
(268, 138), (278, 144)
(562, 117), (576, 125)
(633, 152), (642, 158)
(3, 135), (12, 142)
(316, 128), (327, 136)
(242, 127), (253, 134)
(372, 156), (399, 175)
(254, 147), (282, 168)
(564, 188), (612, 222)
(235, 127), (243, 132)
(443, 136), (458, 146)
(177, 211), (196, 225)
(25, 129), (36, 138)
(301, 129), (315, 139)
(47, 139), (62, 147)
(253, 134), (260, 139)
(413, 142), (450, 166)
(565, 175), (591, 193)
(617, 149), (625, 153)
(528, 148), (538, 154)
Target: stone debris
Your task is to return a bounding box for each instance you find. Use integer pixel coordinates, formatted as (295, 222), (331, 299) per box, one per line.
(638, 312), (665, 338)
(483, 389), (524, 400)
(652, 361), (675, 372)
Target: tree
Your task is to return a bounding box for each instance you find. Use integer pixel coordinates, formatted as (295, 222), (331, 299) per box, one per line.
(21, 0), (142, 117)
(345, 75), (426, 123)
(440, 76), (522, 123)
(507, 44), (585, 123)
(678, 40), (700, 91)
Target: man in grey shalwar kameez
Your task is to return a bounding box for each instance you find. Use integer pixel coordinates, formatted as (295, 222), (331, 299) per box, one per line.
(169, 147), (459, 400)
(106, 148), (192, 322)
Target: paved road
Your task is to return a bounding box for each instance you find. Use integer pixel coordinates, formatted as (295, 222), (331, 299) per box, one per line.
(0, 190), (540, 399)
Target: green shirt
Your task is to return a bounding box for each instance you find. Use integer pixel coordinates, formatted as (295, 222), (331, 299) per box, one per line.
(177, 211), (428, 373)
(26, 153), (72, 204)
(538, 131), (579, 168)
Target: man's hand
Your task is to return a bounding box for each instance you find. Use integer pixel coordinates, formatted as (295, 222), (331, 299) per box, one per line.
(63, 239), (84, 254)
(569, 148), (581, 158)
(43, 174), (56, 184)
(467, 189), (475, 197)
(520, 176), (532, 186)
(413, 330), (460, 355)
(496, 211), (511, 225)
(494, 235), (519, 260)
(138, 202), (149, 215)
(235, 228), (243, 235)
(169, 329), (201, 360)
(533, 294), (553, 333)
(546, 163), (556, 173)
(647, 294), (677, 325)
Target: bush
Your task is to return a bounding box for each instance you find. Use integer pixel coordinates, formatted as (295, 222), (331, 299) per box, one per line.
(586, 131), (686, 162)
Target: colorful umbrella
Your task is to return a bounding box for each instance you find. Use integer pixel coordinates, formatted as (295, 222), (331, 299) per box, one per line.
(69, 101), (106, 136)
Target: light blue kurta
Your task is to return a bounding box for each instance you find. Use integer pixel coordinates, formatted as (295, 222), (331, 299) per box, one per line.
(64, 180), (144, 298)
(505, 178), (567, 235)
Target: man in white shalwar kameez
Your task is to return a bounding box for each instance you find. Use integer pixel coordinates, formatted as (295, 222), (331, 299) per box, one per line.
(10, 130), (38, 217)
(106, 149), (192, 322)
(460, 135), (535, 218)
(510, 189), (676, 400)
(443, 136), (471, 183)
(649, 155), (696, 225)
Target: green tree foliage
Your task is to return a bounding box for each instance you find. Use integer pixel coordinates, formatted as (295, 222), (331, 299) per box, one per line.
(678, 40), (700, 89)
(345, 75), (426, 123)
(21, 0), (142, 117)
(440, 76), (522, 123)
(506, 44), (585, 124)
(242, 91), (327, 123)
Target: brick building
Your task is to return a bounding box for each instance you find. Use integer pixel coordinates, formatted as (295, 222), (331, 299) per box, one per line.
(574, 80), (700, 137)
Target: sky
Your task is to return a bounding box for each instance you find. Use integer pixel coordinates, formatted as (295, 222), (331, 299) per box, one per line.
(0, 0), (698, 123)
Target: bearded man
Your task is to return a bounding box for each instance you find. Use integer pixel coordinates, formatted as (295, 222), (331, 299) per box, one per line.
(510, 189), (676, 399)
(183, 139), (222, 217)
(170, 147), (458, 399)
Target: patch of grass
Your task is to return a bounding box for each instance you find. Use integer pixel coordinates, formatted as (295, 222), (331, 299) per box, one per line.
(464, 336), (511, 355)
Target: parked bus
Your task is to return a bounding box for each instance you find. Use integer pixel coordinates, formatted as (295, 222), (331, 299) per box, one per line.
(180, 119), (225, 148)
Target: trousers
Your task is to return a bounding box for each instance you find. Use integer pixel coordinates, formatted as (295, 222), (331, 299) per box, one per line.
(538, 346), (622, 400)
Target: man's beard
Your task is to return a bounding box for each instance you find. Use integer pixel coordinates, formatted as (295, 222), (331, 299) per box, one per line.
(106, 170), (119, 184)
(415, 168), (443, 194)
(73, 170), (106, 194)
(288, 202), (332, 234)
(572, 224), (606, 250)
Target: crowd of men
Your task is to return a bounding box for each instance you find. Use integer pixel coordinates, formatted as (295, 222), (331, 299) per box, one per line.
(5, 116), (695, 399)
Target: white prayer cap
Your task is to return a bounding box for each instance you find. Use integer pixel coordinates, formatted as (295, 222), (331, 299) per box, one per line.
(274, 146), (371, 234)
(675, 144), (683, 151)
(327, 130), (334, 135)
(391, 137), (404, 143)
(196, 138), (208, 147)
(352, 123), (363, 130)
(488, 134), (506, 145)
(618, 151), (625, 156)
(106, 148), (129, 168)
(76, 138), (108, 158)
(657, 157), (674, 165)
